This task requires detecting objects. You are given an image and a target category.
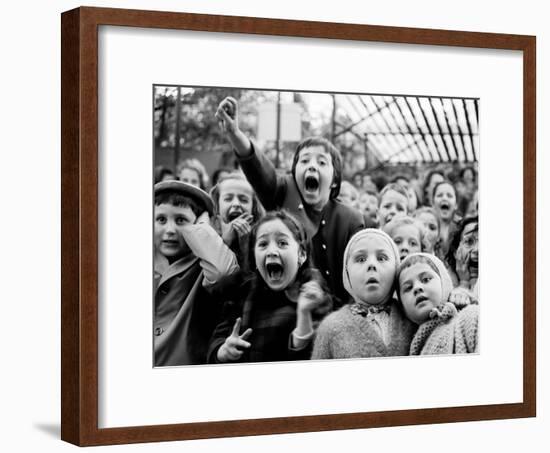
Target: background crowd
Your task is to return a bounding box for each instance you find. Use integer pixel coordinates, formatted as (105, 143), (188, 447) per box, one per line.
(153, 90), (479, 367)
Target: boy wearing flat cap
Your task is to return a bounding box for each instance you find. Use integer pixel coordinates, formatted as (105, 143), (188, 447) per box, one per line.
(154, 181), (239, 366)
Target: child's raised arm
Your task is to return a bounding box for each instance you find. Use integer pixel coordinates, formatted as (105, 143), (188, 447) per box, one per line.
(215, 97), (253, 157)
(216, 97), (286, 211)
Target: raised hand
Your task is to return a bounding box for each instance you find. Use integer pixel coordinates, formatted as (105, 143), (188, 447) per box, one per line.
(215, 97), (239, 134)
(297, 280), (325, 314)
(216, 317), (253, 363)
(448, 286), (473, 309)
(455, 247), (471, 287)
(231, 213), (253, 239)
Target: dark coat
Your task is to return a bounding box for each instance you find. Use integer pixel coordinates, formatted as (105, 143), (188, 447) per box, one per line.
(207, 277), (310, 363)
(238, 144), (365, 306)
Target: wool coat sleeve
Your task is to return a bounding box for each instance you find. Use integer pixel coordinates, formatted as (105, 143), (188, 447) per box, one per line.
(236, 141), (287, 210)
(181, 222), (239, 292)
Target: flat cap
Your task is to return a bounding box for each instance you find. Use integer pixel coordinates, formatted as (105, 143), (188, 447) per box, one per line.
(154, 180), (214, 216)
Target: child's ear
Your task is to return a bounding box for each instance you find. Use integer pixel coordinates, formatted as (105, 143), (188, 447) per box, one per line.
(298, 248), (307, 267)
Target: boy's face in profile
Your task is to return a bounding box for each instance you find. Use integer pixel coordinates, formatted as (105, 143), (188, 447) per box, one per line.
(154, 203), (197, 262)
(294, 146), (334, 210)
(399, 262), (442, 324)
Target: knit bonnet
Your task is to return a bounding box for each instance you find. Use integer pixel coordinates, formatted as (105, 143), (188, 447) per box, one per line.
(397, 252), (453, 303)
(342, 228), (401, 301)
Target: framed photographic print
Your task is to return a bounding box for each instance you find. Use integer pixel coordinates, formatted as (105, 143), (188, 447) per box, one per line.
(61, 6), (536, 446)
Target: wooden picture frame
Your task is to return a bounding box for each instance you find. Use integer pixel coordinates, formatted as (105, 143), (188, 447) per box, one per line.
(61, 6), (536, 446)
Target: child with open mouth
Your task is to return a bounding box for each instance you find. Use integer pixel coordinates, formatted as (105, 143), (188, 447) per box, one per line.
(215, 97), (365, 307)
(397, 253), (479, 355)
(208, 211), (332, 363)
(446, 216), (479, 294)
(210, 173), (265, 269)
(432, 181), (461, 261)
(311, 229), (416, 360)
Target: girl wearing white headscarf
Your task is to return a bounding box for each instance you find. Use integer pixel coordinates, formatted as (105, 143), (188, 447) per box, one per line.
(397, 253), (479, 355)
(311, 229), (416, 359)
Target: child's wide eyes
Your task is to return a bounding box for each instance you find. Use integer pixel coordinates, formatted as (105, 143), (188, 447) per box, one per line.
(354, 255), (366, 263)
(175, 216), (188, 226)
(256, 240), (268, 248)
(377, 253), (388, 261)
(277, 240), (288, 248)
(421, 276), (432, 284)
(156, 215), (166, 224)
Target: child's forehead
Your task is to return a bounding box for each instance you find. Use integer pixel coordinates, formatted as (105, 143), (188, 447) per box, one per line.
(219, 178), (253, 195)
(256, 218), (294, 237)
(461, 222), (478, 238)
(435, 182), (454, 194)
(399, 262), (436, 280)
(155, 202), (196, 215)
(351, 235), (393, 253)
(393, 223), (421, 237)
(297, 145), (330, 158)
(381, 189), (407, 202)
(418, 211), (436, 222)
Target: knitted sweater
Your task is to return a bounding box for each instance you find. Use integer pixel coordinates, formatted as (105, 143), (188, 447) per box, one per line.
(410, 304), (479, 355)
(311, 302), (416, 359)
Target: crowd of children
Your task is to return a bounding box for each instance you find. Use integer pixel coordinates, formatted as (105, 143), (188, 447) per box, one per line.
(153, 96), (479, 366)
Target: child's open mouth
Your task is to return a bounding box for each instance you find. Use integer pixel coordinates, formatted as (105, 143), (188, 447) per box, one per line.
(227, 209), (244, 222)
(415, 295), (429, 306)
(469, 255), (479, 277)
(304, 174), (320, 194)
(439, 201), (451, 213)
(366, 276), (379, 286)
(265, 261), (284, 281)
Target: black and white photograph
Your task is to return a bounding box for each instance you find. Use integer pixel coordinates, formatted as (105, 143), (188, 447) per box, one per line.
(153, 86), (480, 367)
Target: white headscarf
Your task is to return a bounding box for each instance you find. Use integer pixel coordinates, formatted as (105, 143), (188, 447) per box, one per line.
(342, 228), (401, 301)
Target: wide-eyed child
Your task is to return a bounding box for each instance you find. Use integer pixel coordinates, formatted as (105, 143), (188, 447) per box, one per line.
(378, 183), (409, 228)
(207, 211), (332, 363)
(311, 229), (416, 359)
(383, 215), (423, 262)
(397, 253), (479, 355)
(153, 181), (239, 366)
(216, 97), (364, 307)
